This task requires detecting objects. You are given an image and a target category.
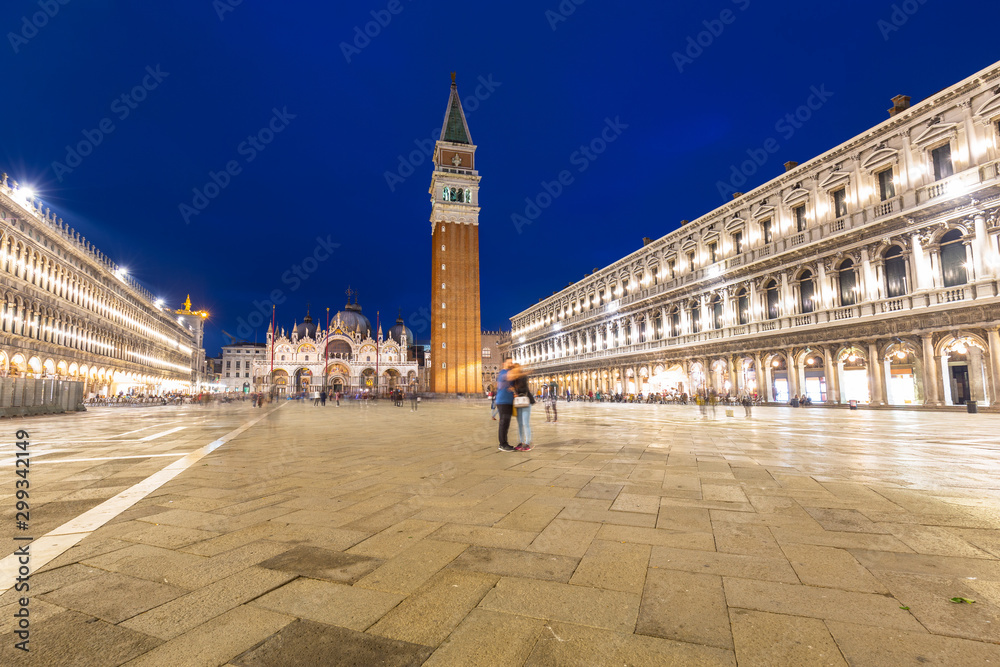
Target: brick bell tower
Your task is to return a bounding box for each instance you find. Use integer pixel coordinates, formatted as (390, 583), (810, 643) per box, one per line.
(430, 73), (482, 394)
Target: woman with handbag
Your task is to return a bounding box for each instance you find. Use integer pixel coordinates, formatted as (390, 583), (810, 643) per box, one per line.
(508, 363), (535, 451)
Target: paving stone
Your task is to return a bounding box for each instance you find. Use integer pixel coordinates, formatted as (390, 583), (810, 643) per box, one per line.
(39, 571), (187, 623)
(722, 577), (926, 632)
(0, 609), (161, 666)
(880, 523), (993, 558)
(769, 526), (913, 552)
(0, 597), (67, 634)
(597, 523), (716, 551)
(347, 519), (444, 559)
(423, 608), (545, 666)
(850, 548), (1000, 580)
(873, 571), (1000, 643)
(368, 569), (498, 646)
(656, 505), (713, 532)
(577, 481), (624, 500)
(429, 523), (537, 549)
(649, 545), (799, 583)
(946, 528), (1000, 557)
(730, 609), (846, 666)
(123, 605), (293, 666)
(556, 506), (658, 527)
(446, 545), (580, 583)
(827, 620), (1000, 665)
(527, 518), (601, 557)
(250, 578), (404, 631)
(713, 521), (786, 558)
(570, 539), (650, 594)
(120, 566), (296, 640)
(355, 539), (468, 594)
(257, 545), (381, 583)
(0, 563), (103, 606)
(610, 492), (660, 514)
(232, 619), (433, 666)
(479, 576), (640, 633)
(493, 501), (562, 532)
(526, 620), (736, 666)
(636, 569), (733, 650)
(781, 544), (888, 593)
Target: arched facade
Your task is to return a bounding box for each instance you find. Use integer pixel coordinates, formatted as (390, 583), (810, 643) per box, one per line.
(260, 311), (418, 396)
(508, 61), (1000, 409)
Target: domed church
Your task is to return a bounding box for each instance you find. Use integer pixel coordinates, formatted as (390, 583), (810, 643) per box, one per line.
(256, 291), (419, 396)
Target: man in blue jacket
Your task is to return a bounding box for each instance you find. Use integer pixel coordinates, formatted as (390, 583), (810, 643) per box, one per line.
(495, 360), (515, 451)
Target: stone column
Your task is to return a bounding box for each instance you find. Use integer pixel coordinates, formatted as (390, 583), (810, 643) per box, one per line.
(822, 346), (840, 404)
(921, 333), (940, 406)
(816, 262), (830, 310)
(753, 352), (763, 401)
(964, 241), (978, 283)
(968, 345), (986, 403)
(973, 212), (990, 280)
(988, 328), (1000, 407)
(911, 234), (931, 291)
(868, 341), (886, 406)
(861, 246), (877, 302)
(786, 348), (799, 399)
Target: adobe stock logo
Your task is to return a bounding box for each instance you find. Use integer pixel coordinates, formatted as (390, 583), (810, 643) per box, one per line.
(49, 65), (169, 183)
(715, 85), (833, 202)
(7, 0), (71, 54)
(672, 0), (751, 74)
(339, 0), (414, 64)
(179, 107), (296, 224)
(512, 116), (627, 234)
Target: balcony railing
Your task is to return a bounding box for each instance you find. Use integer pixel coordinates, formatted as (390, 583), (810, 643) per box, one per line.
(874, 199), (894, 217)
(518, 283), (1000, 368)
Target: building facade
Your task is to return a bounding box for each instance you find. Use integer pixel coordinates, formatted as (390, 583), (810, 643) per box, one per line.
(0, 175), (205, 396)
(430, 74), (483, 394)
(257, 303), (418, 396)
(481, 330), (509, 392)
(508, 61), (1000, 408)
(221, 342), (266, 393)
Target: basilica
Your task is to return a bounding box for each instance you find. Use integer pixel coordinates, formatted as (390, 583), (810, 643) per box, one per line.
(255, 294), (419, 396)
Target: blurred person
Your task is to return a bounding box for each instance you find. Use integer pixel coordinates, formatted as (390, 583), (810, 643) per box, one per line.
(508, 363), (535, 451)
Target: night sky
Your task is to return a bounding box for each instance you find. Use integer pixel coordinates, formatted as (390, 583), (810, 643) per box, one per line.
(3, 0), (997, 355)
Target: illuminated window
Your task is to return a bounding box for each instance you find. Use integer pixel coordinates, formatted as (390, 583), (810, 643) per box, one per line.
(832, 188), (847, 218)
(793, 205), (806, 232)
(877, 167), (895, 201)
(761, 219), (773, 244)
(931, 144), (953, 181)
(708, 242), (718, 263)
(482, 348), (491, 358)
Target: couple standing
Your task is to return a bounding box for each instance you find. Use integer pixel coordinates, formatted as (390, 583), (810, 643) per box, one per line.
(495, 360), (534, 452)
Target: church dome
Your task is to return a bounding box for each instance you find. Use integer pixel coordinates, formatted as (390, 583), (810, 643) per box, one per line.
(388, 314), (414, 346)
(334, 302), (371, 339)
(293, 313), (318, 340)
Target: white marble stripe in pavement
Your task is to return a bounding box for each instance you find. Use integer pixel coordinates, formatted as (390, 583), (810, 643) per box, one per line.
(0, 449), (70, 467)
(31, 453), (191, 465)
(109, 420), (181, 438)
(0, 404), (283, 596)
(138, 426), (187, 441)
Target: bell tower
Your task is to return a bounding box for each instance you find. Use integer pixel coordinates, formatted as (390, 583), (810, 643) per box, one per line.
(430, 73), (482, 394)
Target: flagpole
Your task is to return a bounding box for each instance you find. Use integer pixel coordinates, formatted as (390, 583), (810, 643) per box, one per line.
(376, 310), (380, 399)
(269, 304), (275, 395)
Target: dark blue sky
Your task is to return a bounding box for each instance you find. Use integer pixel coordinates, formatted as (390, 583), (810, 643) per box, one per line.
(3, 0), (997, 354)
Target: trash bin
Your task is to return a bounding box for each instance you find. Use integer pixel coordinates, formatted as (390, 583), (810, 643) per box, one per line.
(967, 401), (978, 414)
(848, 400), (858, 410)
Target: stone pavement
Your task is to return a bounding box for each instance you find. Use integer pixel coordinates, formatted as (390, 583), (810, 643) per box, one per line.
(2, 399), (1000, 665)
